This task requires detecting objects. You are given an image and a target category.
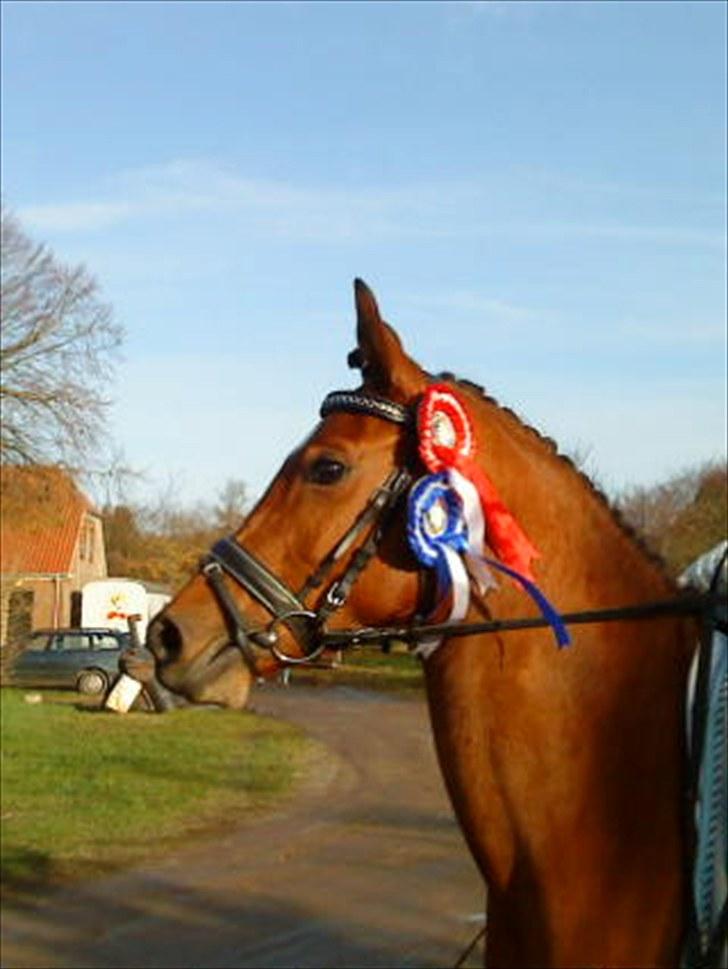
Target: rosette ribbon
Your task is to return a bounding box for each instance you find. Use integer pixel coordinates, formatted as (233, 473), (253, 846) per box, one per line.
(411, 384), (570, 652)
(418, 384), (540, 581)
(407, 473), (472, 658)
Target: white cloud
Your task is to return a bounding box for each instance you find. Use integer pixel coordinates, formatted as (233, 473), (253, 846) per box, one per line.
(609, 316), (726, 346)
(19, 200), (135, 233)
(16, 158), (724, 249)
(537, 222), (725, 249)
(18, 161), (453, 241)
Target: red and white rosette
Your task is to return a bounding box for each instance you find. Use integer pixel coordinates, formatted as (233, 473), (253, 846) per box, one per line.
(418, 386), (475, 472)
(417, 383), (540, 584)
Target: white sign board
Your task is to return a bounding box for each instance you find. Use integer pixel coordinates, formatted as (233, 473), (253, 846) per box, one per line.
(81, 579), (150, 640)
(104, 673), (143, 713)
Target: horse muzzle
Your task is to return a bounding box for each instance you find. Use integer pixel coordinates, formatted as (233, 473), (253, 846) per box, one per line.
(147, 616), (255, 708)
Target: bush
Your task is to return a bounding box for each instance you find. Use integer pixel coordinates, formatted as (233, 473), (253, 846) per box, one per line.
(618, 460), (727, 576)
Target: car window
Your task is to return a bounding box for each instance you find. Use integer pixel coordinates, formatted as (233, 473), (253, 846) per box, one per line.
(50, 633), (91, 651)
(92, 634), (122, 650)
(25, 634), (50, 652)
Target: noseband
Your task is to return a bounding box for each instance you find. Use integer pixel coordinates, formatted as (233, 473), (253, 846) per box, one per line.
(199, 390), (415, 674)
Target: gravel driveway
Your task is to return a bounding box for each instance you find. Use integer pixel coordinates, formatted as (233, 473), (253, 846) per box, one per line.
(1, 684), (485, 969)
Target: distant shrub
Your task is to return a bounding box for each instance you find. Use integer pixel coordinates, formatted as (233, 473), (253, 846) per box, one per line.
(618, 460), (727, 576)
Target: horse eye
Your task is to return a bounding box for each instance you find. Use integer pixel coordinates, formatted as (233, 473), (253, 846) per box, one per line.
(306, 456), (349, 485)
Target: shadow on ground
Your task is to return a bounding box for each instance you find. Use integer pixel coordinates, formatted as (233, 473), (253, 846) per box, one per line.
(2, 871), (485, 969)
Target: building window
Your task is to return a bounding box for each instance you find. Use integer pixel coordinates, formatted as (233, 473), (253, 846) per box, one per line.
(79, 519), (95, 563)
(86, 521), (94, 564)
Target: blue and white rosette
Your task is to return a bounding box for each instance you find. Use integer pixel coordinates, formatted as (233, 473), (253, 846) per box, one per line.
(407, 473), (472, 660)
(407, 472), (570, 660)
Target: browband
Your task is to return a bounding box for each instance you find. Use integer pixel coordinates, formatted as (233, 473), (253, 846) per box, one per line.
(320, 391), (413, 426)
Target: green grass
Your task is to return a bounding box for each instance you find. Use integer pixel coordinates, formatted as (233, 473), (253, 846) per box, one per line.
(0, 689), (316, 901)
(293, 644), (425, 693)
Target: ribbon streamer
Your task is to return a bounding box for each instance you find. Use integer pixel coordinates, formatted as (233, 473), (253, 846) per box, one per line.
(448, 468), (497, 596)
(479, 556), (571, 648)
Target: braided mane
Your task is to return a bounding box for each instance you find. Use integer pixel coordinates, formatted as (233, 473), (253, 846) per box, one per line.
(436, 371), (674, 581)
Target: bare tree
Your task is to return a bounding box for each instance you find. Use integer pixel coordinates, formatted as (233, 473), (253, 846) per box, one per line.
(0, 207), (123, 467)
(101, 476), (251, 588)
(213, 477), (249, 532)
(618, 459), (727, 574)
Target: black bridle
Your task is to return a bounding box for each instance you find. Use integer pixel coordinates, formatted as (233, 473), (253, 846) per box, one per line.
(199, 386), (720, 678)
(200, 454), (413, 673)
(199, 387), (416, 673)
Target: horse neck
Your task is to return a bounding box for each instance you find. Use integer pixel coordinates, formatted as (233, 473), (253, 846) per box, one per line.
(468, 392), (678, 605)
(422, 394), (693, 966)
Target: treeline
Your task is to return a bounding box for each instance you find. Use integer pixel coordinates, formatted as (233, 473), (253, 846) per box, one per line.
(102, 460), (726, 594)
(102, 478), (248, 590)
(617, 459), (726, 577)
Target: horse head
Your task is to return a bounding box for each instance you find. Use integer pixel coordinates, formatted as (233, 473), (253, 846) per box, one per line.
(148, 280), (430, 707)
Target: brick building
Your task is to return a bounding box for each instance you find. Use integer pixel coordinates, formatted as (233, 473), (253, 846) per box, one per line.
(0, 466), (107, 648)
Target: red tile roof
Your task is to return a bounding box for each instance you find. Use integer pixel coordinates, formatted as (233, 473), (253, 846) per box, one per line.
(0, 466), (94, 575)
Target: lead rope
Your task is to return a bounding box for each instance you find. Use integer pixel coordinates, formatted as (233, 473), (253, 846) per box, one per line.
(319, 593), (714, 650)
(452, 923), (487, 969)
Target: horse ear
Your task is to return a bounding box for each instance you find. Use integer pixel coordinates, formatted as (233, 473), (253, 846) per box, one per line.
(353, 278), (424, 399)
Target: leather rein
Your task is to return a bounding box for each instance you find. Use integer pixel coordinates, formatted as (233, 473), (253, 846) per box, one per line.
(199, 388), (718, 677)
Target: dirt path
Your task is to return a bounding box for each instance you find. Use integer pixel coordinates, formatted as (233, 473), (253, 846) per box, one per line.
(1, 685), (485, 969)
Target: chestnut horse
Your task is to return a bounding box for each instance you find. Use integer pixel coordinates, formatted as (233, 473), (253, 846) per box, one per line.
(148, 280), (698, 967)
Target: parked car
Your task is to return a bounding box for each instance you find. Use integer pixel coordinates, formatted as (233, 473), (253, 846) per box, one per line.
(9, 628), (132, 695)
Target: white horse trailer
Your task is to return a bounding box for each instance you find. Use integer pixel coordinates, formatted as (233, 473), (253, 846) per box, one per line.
(81, 579), (170, 643)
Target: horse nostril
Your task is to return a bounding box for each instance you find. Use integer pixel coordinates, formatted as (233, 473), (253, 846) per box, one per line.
(147, 616), (183, 664)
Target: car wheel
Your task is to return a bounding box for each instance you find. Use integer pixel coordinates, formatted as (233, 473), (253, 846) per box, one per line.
(76, 669), (108, 696)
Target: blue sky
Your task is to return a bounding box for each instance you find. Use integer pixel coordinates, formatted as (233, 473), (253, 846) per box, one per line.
(2, 1), (726, 507)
